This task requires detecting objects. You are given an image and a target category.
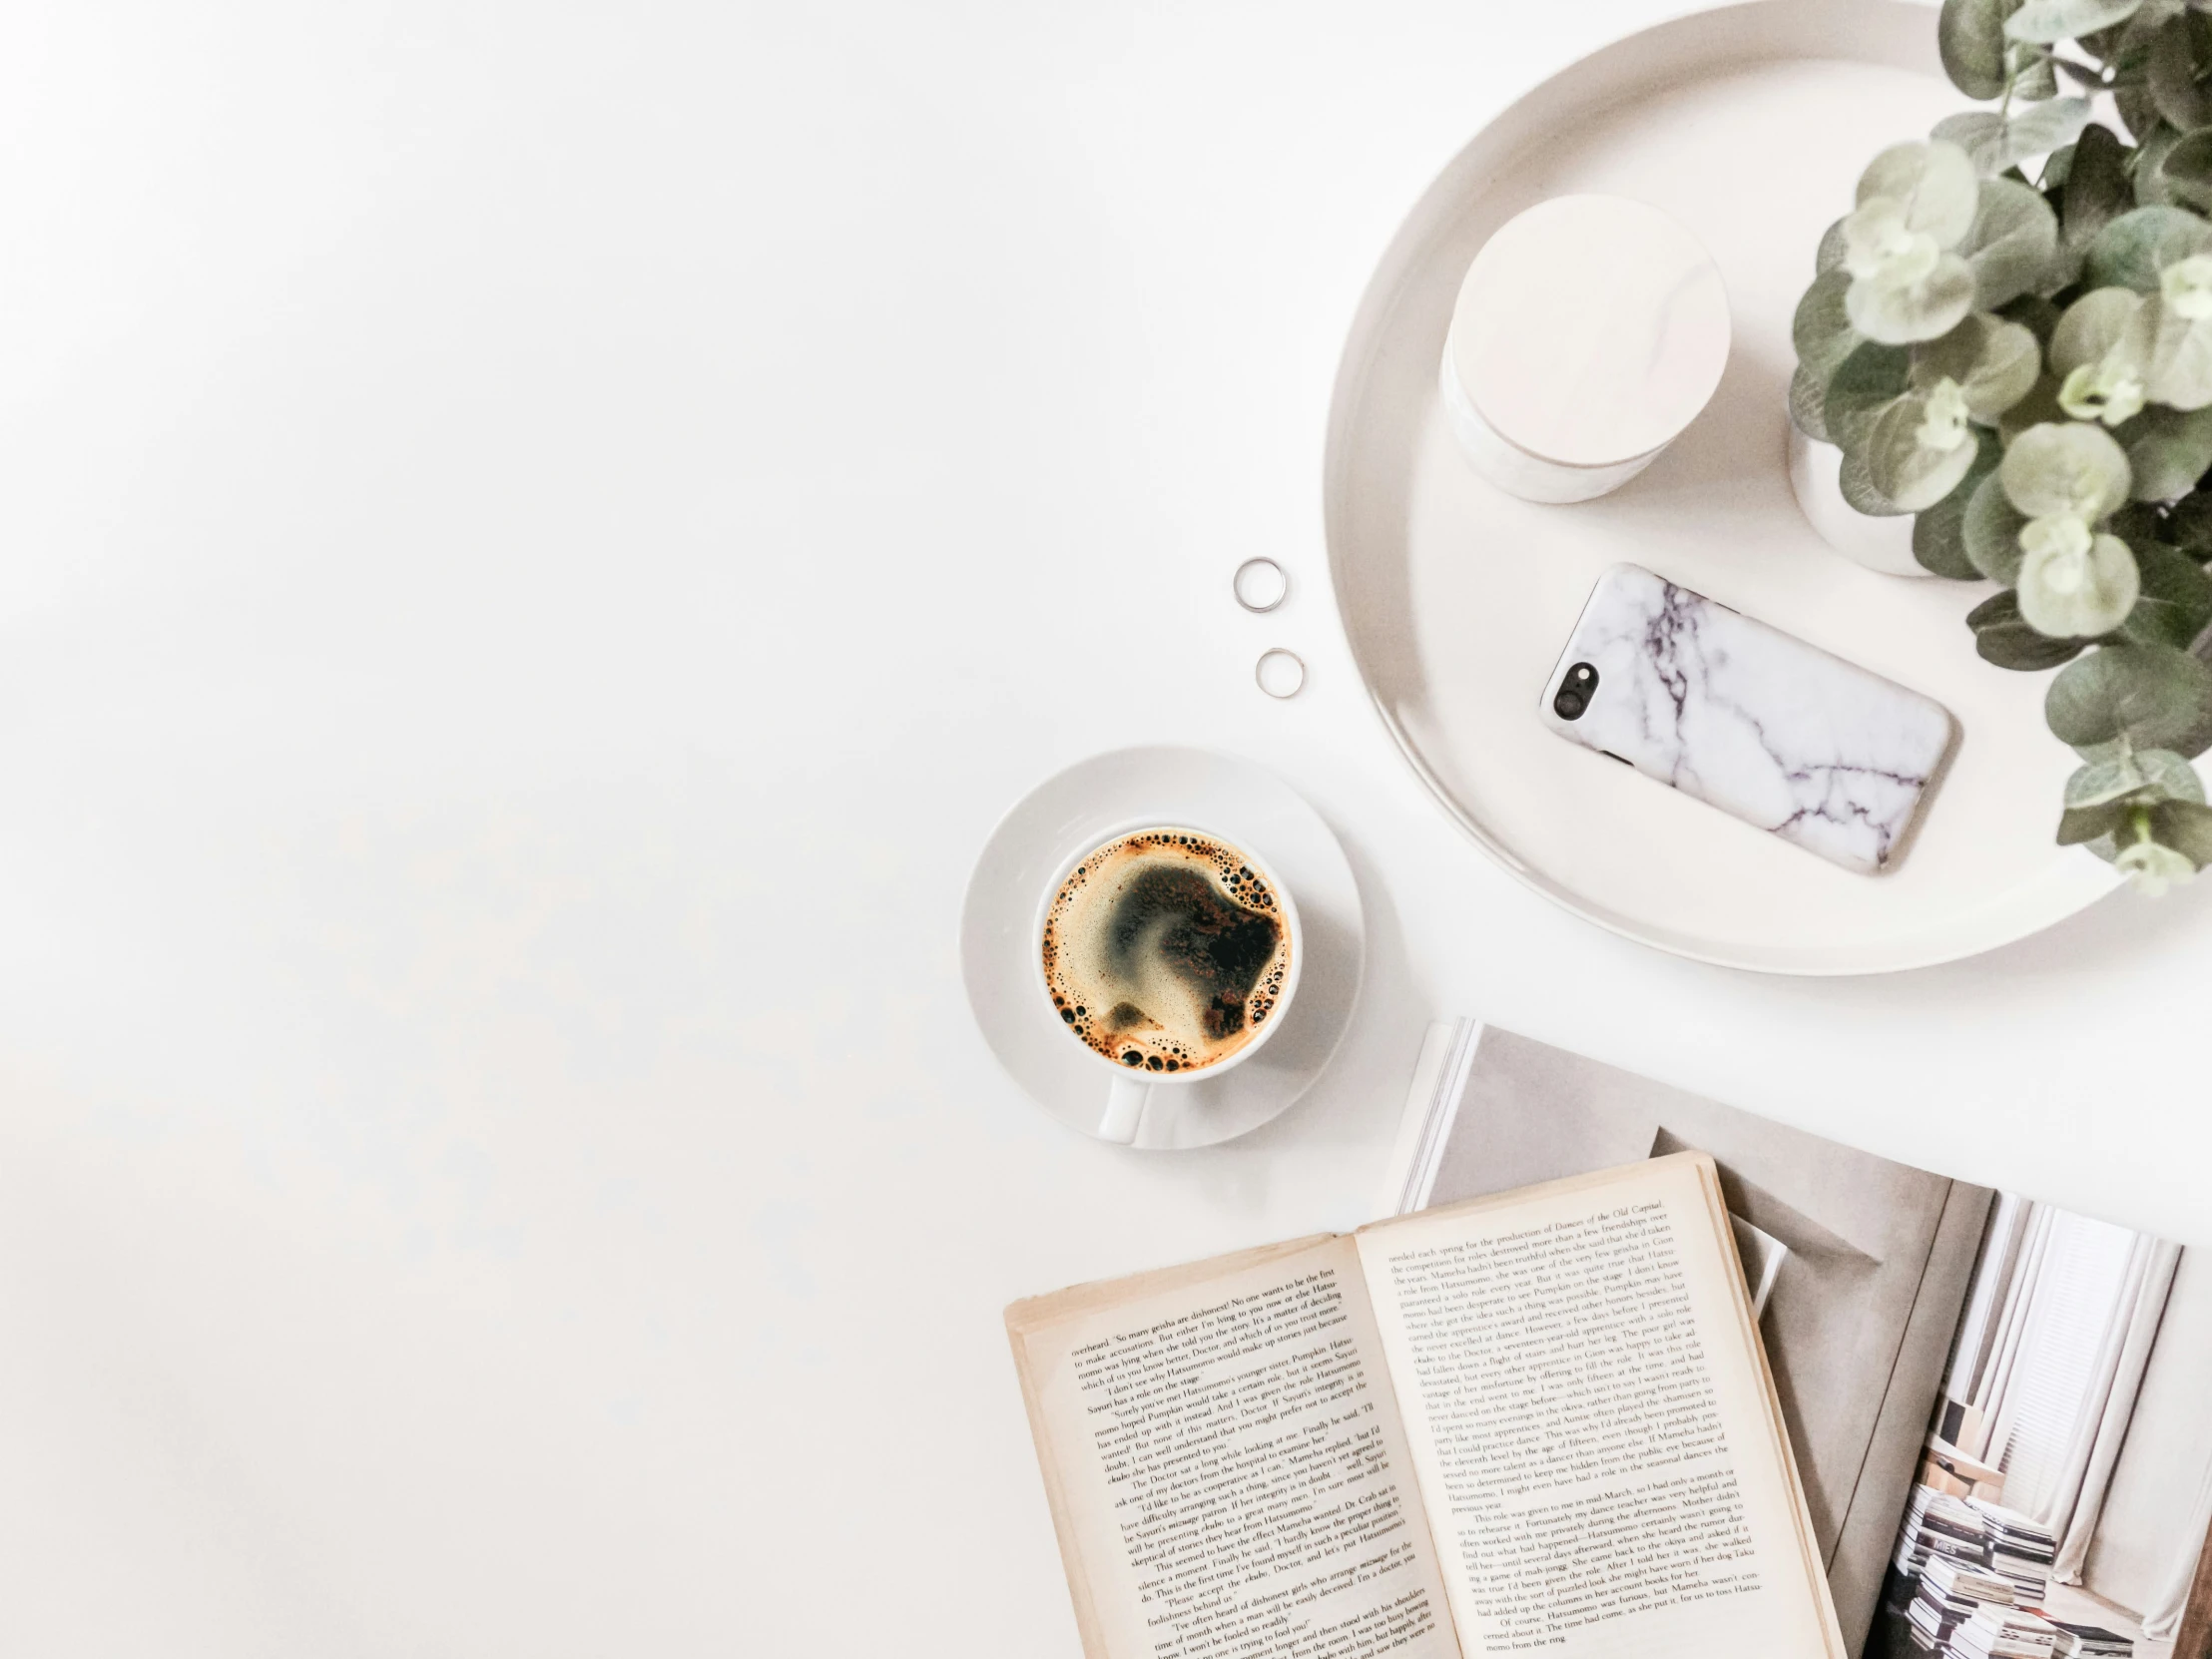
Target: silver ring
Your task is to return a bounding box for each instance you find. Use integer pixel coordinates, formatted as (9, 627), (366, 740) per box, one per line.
(1255, 648), (1305, 699)
(1233, 557), (1289, 614)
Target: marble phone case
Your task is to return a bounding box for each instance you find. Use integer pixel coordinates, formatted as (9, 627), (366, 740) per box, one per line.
(1539, 565), (1955, 875)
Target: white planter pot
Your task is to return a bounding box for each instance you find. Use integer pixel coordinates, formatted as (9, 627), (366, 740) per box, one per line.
(1785, 423), (1932, 579)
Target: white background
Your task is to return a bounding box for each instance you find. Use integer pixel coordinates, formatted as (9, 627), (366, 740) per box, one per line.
(0, 1), (2205, 1653)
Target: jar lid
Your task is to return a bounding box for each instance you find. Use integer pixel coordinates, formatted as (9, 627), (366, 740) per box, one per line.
(1445, 195), (1731, 469)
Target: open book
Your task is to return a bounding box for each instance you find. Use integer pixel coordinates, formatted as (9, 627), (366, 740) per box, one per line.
(1005, 1153), (1847, 1659)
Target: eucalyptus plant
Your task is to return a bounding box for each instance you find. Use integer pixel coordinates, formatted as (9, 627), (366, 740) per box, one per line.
(1790, 0), (2212, 891)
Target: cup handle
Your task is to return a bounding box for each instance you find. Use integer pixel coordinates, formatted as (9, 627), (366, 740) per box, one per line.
(1098, 1073), (1151, 1145)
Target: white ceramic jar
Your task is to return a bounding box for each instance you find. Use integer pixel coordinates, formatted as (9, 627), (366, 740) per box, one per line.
(1440, 195), (1732, 504)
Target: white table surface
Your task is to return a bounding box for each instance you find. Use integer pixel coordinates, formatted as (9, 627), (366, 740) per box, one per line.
(2, 2), (2205, 1652)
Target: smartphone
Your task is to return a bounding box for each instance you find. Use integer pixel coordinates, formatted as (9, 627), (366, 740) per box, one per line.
(1538, 564), (1955, 874)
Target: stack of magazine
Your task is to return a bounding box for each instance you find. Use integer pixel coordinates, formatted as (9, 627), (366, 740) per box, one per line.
(1909, 1557), (2014, 1651)
(1948, 1605), (2058, 1658)
(2046, 1620), (2131, 1658)
(1968, 1501), (2056, 1608)
(1895, 1487), (1990, 1578)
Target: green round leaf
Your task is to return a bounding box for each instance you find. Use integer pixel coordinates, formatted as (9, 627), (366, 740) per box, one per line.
(1935, 111), (2008, 173)
(1916, 428), (2004, 578)
(2050, 286), (2145, 376)
(1839, 446), (1909, 516)
(2045, 642), (2212, 756)
(1969, 588), (2092, 667)
(1825, 343), (1915, 454)
(2149, 12), (2212, 133)
(2058, 296), (2154, 425)
(1856, 142), (1981, 247)
(2100, 3), (2173, 59)
(2159, 131), (2212, 218)
(1848, 256), (1979, 344)
(1868, 392), (1983, 509)
(1964, 467), (2033, 580)
(1793, 270), (1859, 384)
(2085, 205), (2212, 292)
(2005, 0), (2144, 44)
(2116, 539), (2212, 645)
(2058, 799), (2134, 843)
(2061, 745), (2204, 808)
(2140, 748), (2209, 802)
(1936, 98), (2094, 176)
(2000, 420), (2134, 517)
(1958, 177), (2062, 309)
(1941, 0), (2019, 98)
(2032, 102), (2097, 160)
(1915, 314), (2042, 420)
(2118, 404), (2212, 500)
(2065, 752), (2151, 806)
(2017, 527), (2141, 636)
(2060, 123), (2133, 263)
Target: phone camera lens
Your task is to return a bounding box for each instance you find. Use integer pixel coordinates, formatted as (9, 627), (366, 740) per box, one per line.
(1553, 662), (1598, 721)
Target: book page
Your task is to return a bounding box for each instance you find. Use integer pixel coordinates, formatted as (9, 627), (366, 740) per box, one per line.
(1007, 1234), (1463, 1659)
(1354, 1155), (1842, 1659)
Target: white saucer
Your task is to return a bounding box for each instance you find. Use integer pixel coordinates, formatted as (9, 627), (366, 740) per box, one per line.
(960, 747), (1365, 1150)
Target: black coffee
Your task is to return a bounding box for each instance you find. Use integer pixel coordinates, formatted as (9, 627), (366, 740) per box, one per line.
(1040, 828), (1292, 1075)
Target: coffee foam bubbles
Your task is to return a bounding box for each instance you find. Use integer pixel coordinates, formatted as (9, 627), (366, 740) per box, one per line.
(1040, 828), (1292, 1075)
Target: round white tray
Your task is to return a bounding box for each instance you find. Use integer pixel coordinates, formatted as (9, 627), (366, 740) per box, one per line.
(1325, 0), (2121, 975)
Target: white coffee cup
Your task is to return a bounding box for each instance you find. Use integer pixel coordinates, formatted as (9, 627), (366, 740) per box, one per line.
(1035, 824), (1303, 1145)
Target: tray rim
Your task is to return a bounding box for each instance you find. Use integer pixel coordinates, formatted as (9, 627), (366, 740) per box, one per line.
(1322, 0), (2120, 977)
